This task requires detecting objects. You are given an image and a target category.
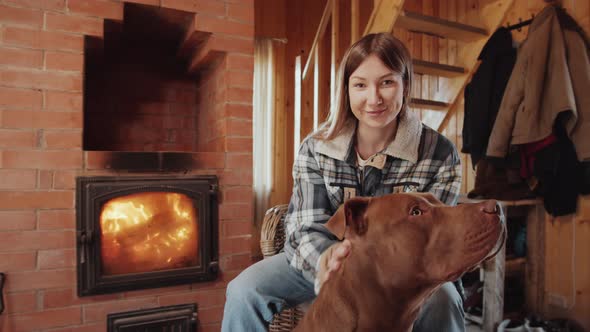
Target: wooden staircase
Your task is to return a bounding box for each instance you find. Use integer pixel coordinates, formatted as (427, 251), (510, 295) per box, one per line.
(294, 0), (515, 147)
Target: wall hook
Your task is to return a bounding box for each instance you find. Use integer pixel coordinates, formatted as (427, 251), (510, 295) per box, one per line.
(506, 13), (535, 32)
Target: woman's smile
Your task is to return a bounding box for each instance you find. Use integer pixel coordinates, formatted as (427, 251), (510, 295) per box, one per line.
(365, 108), (387, 116)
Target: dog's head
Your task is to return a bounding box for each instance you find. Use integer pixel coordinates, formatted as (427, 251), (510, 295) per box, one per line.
(324, 192), (505, 285)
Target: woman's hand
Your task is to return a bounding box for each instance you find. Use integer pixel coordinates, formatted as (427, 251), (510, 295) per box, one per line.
(315, 239), (352, 293)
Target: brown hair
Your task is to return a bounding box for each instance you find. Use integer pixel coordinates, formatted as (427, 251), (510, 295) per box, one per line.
(315, 33), (413, 140)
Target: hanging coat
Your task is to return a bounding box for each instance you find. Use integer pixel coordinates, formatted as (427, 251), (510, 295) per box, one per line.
(462, 27), (516, 167)
(486, 5), (590, 162)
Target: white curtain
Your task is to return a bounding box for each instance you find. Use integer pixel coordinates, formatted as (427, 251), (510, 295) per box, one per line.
(253, 38), (274, 225)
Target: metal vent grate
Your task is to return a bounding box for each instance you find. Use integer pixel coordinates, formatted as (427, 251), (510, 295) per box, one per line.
(107, 303), (197, 332)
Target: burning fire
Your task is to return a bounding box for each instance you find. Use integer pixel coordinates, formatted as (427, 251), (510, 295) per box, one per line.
(100, 192), (199, 275)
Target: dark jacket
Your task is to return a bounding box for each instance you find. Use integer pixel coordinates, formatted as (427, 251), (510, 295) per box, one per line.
(462, 27), (516, 166)
(533, 121), (581, 216)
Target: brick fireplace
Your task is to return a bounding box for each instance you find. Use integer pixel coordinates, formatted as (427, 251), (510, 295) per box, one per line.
(0, 1), (254, 331)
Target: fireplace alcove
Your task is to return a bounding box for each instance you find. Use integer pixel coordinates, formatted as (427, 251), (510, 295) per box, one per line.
(83, 2), (226, 153)
(76, 175), (219, 296)
(78, 2), (227, 297)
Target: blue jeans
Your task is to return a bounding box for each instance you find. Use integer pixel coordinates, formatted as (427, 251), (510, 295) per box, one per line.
(221, 253), (465, 332)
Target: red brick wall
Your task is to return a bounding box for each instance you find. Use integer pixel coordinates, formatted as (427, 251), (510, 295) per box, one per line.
(195, 54), (253, 153)
(0, 1), (254, 331)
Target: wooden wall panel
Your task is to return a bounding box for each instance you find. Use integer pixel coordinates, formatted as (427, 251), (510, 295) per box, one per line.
(255, 0), (286, 38)
(270, 43), (288, 208)
(319, 21), (332, 125)
(358, 0), (375, 41)
(400, 0), (422, 120)
(339, 0), (352, 50)
(544, 203), (590, 330)
(423, 0), (440, 123)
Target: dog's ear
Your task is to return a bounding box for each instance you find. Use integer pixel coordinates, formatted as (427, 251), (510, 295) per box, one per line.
(344, 197), (370, 237)
(324, 197), (371, 240)
(324, 205), (346, 240)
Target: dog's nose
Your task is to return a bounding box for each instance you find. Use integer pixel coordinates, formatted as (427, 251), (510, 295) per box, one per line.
(481, 200), (500, 215)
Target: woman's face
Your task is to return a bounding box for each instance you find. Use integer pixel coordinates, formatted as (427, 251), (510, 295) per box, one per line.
(348, 54), (404, 132)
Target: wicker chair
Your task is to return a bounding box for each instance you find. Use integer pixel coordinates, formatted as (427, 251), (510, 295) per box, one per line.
(260, 204), (304, 332)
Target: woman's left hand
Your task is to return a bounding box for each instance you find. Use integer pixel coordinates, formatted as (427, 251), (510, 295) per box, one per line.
(315, 239), (352, 293)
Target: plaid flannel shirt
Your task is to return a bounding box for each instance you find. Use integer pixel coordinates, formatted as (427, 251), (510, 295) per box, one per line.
(283, 110), (462, 284)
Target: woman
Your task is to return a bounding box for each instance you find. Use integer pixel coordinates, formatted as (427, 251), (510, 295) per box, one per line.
(222, 33), (464, 332)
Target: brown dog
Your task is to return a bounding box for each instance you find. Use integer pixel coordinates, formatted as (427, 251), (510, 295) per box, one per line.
(293, 192), (505, 332)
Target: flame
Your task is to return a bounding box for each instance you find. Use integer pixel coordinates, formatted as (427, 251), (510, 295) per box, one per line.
(101, 201), (152, 234)
(100, 192), (200, 275)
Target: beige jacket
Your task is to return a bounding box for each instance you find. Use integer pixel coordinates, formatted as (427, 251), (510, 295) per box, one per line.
(486, 5), (590, 161)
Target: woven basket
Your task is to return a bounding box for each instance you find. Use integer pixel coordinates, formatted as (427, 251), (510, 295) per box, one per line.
(260, 204), (305, 332)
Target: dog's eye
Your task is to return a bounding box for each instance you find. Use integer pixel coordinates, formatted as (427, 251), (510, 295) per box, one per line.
(410, 207), (422, 216)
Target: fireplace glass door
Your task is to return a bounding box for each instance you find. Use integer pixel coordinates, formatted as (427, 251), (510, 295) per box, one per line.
(77, 176), (218, 296)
